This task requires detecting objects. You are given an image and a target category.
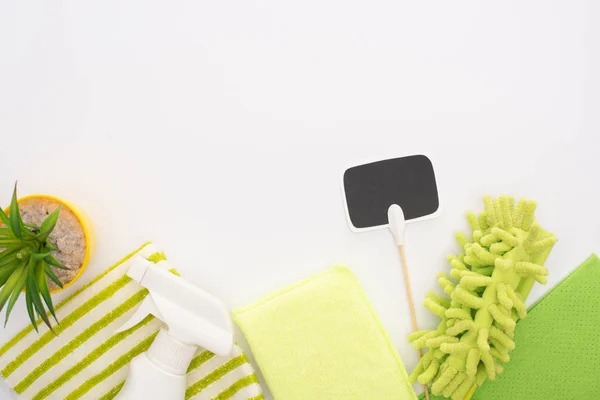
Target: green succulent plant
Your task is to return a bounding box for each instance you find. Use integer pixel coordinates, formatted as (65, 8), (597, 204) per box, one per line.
(0, 183), (66, 332)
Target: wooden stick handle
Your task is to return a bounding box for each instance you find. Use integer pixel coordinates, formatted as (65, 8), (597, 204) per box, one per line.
(398, 245), (430, 400)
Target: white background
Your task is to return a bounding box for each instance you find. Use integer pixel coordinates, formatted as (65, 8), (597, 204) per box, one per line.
(1, 1), (599, 399)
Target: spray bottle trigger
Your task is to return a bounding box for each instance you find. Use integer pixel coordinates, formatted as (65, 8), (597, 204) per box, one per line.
(115, 296), (163, 334)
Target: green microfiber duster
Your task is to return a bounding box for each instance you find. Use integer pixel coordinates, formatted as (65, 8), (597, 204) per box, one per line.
(408, 195), (557, 400)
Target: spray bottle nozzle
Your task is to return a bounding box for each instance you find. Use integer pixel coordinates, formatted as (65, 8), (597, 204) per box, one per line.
(116, 256), (234, 357)
(114, 255), (234, 399)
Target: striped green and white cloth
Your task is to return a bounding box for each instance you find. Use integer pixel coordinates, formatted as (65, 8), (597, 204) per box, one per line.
(0, 243), (263, 400)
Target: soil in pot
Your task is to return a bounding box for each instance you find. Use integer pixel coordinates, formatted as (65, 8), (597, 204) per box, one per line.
(18, 197), (87, 291)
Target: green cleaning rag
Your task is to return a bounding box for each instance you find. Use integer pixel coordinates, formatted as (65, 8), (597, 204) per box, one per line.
(0, 243), (263, 400)
(233, 266), (417, 400)
(419, 254), (600, 400)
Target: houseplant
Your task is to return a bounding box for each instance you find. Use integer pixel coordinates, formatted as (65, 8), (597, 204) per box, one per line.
(0, 183), (92, 331)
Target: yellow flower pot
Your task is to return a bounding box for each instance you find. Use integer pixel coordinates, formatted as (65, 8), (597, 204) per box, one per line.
(5, 194), (94, 294)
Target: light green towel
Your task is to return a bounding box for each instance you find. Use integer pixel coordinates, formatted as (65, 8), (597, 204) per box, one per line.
(233, 266), (417, 400)
(419, 254), (600, 400)
(0, 243), (263, 400)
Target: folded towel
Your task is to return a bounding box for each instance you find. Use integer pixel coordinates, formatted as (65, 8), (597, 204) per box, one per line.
(420, 254), (600, 400)
(233, 266), (417, 400)
(0, 243), (263, 400)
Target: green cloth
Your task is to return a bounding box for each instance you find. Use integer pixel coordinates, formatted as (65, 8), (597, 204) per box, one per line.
(419, 254), (600, 400)
(234, 266), (417, 400)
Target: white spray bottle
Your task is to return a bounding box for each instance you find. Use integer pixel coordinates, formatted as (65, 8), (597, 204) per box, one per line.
(114, 256), (234, 400)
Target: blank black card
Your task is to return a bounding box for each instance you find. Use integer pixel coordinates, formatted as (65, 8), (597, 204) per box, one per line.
(343, 155), (439, 229)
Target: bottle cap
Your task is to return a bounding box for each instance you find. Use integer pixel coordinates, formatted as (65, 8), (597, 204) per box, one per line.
(147, 329), (198, 375)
